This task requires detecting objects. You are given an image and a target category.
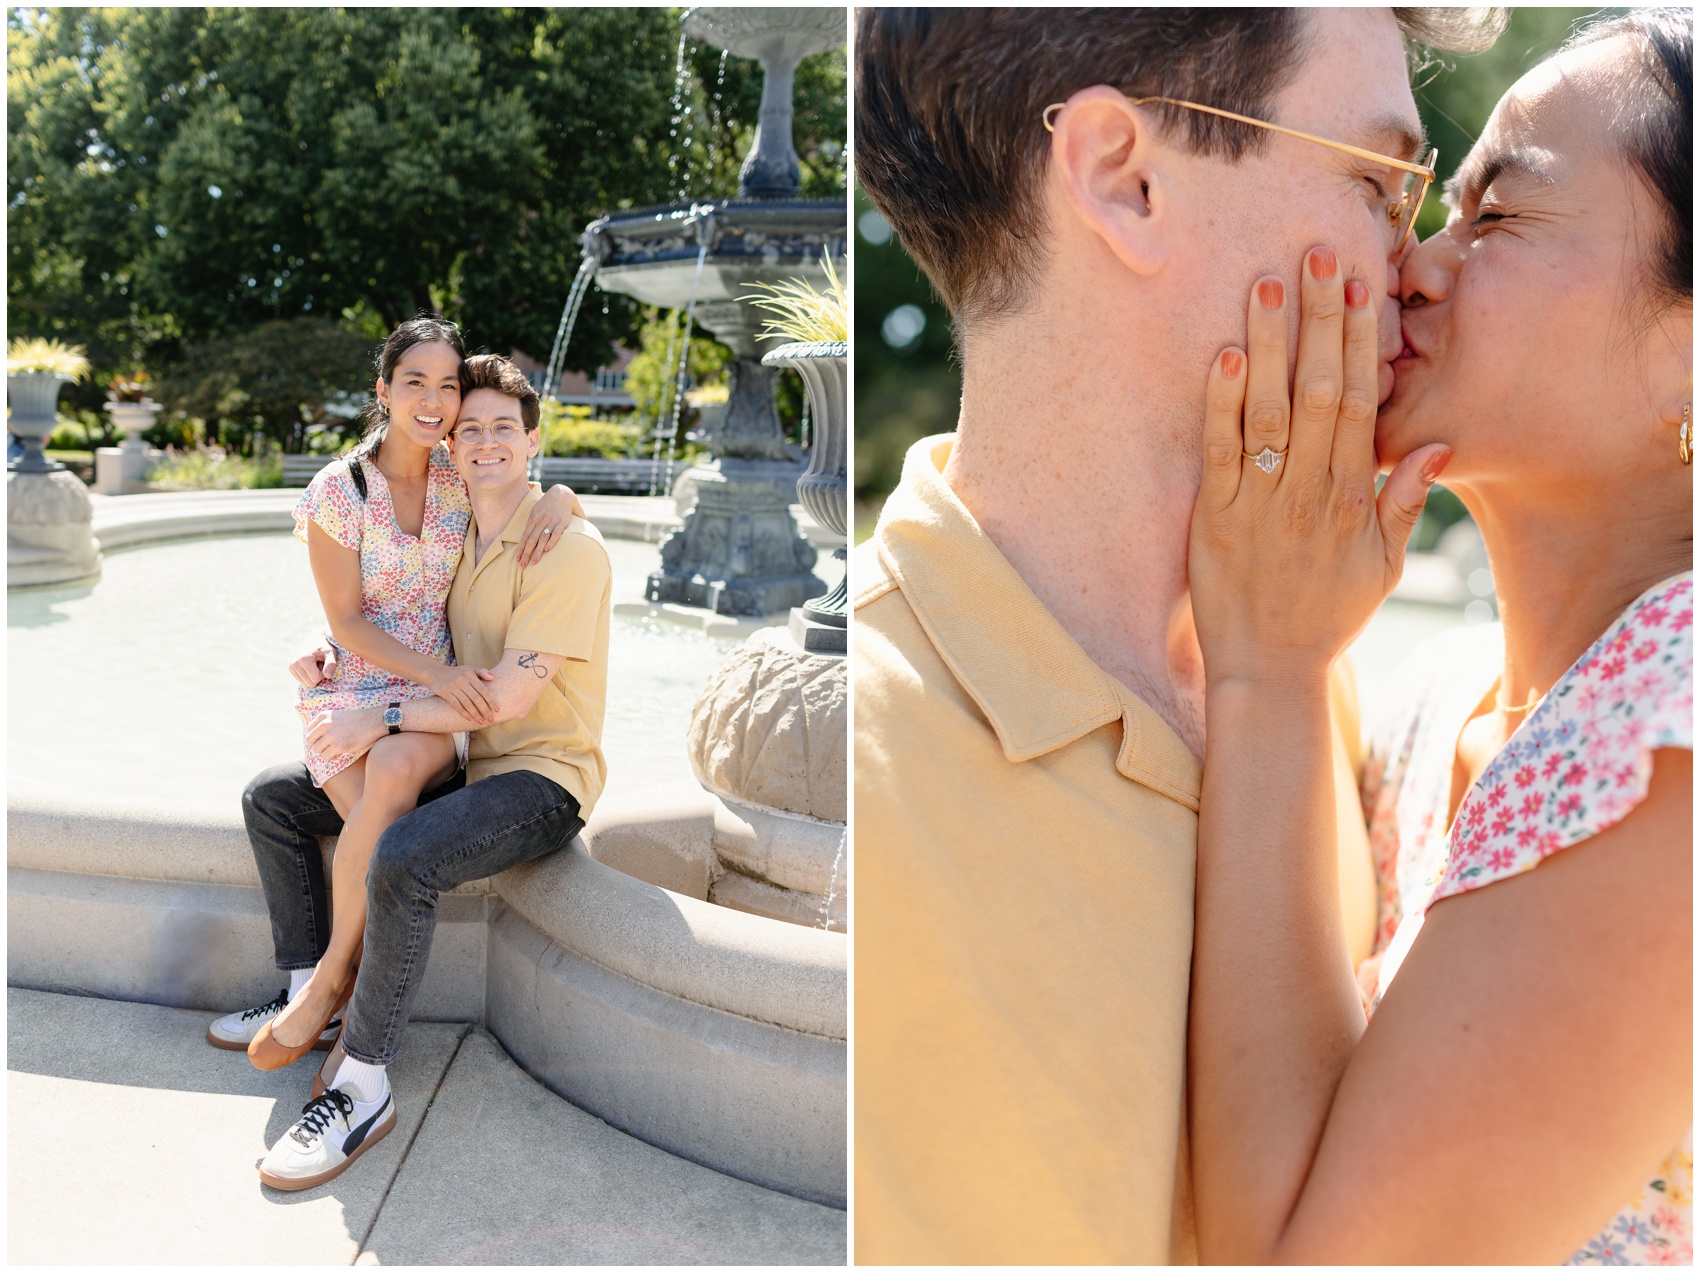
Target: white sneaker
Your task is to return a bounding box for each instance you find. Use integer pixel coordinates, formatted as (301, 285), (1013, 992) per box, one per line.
(206, 990), (341, 1051)
(257, 1082), (396, 1192)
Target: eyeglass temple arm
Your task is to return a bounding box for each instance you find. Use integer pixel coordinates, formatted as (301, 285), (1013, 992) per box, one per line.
(1042, 96), (1435, 180)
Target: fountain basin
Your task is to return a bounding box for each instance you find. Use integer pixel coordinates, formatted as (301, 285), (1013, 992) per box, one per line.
(7, 792), (847, 1206)
(7, 495), (848, 1206)
(586, 199), (846, 311)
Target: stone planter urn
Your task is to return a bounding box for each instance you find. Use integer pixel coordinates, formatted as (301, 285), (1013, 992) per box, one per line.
(107, 399), (161, 452)
(7, 371), (101, 587)
(761, 341), (847, 655)
(7, 372), (73, 475)
(95, 400), (163, 495)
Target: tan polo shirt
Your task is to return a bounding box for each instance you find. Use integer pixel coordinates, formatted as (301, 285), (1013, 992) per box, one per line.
(446, 483), (611, 816)
(853, 435), (1374, 1265)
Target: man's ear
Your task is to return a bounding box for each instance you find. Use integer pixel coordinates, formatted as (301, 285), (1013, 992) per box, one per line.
(526, 426), (541, 458)
(1048, 86), (1170, 277)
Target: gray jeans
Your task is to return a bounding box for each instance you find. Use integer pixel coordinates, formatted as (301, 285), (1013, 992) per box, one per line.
(241, 761), (583, 1065)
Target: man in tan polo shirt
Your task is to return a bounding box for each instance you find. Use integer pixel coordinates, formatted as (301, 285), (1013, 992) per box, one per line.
(237, 353), (611, 1188)
(854, 9), (1497, 1263)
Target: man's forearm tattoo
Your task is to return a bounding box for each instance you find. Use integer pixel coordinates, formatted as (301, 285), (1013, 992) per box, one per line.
(517, 652), (548, 679)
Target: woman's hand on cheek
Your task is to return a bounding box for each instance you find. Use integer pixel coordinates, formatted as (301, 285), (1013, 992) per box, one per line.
(1187, 247), (1451, 690)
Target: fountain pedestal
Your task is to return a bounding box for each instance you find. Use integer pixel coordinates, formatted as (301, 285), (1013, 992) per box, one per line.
(648, 458), (822, 615)
(7, 371), (102, 588)
(8, 469), (101, 587)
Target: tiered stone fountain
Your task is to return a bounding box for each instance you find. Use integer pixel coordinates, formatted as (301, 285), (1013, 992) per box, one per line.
(583, 5), (845, 619)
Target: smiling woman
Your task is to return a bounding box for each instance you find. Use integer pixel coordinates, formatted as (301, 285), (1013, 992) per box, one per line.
(230, 319), (584, 1076)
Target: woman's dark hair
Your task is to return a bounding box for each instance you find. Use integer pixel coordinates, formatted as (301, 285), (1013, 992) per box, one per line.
(1563, 8), (1692, 308)
(349, 313), (468, 499)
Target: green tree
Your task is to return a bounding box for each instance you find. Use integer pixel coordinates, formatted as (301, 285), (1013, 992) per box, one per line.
(1409, 8), (1612, 240)
(152, 316), (375, 454)
(8, 7), (845, 416)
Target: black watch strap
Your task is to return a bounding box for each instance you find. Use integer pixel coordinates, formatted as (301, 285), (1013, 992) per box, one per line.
(386, 701), (402, 735)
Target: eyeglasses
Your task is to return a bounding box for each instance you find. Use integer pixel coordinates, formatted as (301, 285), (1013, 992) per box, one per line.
(451, 422), (527, 445)
(1042, 96), (1438, 253)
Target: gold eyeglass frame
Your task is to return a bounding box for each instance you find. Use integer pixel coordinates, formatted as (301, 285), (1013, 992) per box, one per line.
(1042, 96), (1438, 252)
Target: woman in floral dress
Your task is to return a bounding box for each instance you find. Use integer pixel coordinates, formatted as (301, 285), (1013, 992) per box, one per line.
(1184, 10), (1691, 1263)
(250, 316), (580, 1067)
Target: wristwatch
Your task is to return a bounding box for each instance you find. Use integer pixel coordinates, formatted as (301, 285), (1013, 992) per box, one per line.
(384, 702), (403, 735)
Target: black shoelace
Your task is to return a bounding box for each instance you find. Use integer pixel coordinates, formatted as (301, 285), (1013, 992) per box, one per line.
(289, 1090), (354, 1147)
(241, 989), (289, 1021)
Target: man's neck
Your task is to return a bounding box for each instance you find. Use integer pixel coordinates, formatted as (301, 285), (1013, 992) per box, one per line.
(469, 481), (532, 564)
(943, 316), (1207, 758)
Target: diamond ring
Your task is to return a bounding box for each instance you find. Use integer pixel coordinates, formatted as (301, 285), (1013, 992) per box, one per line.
(1243, 446), (1288, 474)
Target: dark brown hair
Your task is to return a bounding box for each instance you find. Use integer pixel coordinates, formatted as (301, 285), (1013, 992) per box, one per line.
(360, 313), (468, 442)
(1562, 7), (1692, 308)
(349, 313), (468, 500)
(856, 8), (1506, 324)
(461, 353), (542, 433)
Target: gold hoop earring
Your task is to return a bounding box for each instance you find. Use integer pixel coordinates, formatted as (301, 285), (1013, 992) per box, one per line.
(1680, 405), (1692, 467)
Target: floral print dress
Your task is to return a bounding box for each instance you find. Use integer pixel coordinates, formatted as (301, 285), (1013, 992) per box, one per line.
(292, 444), (472, 786)
(1360, 573), (1693, 1265)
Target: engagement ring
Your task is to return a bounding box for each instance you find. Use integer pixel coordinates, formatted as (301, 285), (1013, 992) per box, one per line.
(1244, 446), (1287, 474)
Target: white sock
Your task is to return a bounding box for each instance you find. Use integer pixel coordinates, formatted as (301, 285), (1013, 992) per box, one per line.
(287, 968), (313, 1002)
(333, 1055), (389, 1104)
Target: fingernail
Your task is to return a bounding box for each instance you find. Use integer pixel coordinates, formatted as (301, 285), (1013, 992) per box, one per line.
(1257, 279), (1284, 310)
(1420, 448), (1452, 483)
(1308, 247), (1337, 281)
(1221, 349), (1244, 377)
(1345, 279), (1370, 308)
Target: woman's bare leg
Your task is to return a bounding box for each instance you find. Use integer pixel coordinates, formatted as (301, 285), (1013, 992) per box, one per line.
(269, 733), (458, 1049)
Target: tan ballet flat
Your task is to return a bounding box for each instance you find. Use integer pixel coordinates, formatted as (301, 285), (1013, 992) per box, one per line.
(248, 974), (355, 1072)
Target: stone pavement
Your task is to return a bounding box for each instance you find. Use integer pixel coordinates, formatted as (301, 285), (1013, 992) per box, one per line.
(7, 989), (845, 1266)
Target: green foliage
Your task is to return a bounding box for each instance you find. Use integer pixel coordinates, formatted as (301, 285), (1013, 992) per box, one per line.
(151, 317), (374, 454)
(852, 184), (960, 501)
(47, 418), (90, 450)
(1409, 9), (1609, 240)
(747, 254), (847, 343)
(539, 399), (640, 458)
(623, 308), (731, 423)
(7, 7), (844, 415)
(147, 445), (283, 490)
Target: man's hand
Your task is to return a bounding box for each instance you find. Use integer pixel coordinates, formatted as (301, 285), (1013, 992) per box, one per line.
(423, 663), (498, 725)
(305, 707), (385, 765)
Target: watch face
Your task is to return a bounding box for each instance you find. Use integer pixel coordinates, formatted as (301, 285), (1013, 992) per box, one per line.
(384, 707), (403, 728)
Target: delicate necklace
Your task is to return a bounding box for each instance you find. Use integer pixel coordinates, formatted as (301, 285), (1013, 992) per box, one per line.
(1494, 685), (1545, 716)
(370, 447), (424, 484)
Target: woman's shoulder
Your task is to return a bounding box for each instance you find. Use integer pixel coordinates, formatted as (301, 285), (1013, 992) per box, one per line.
(1545, 571), (1692, 746)
(303, 452), (365, 494)
(293, 452), (368, 547)
(1433, 572), (1692, 903)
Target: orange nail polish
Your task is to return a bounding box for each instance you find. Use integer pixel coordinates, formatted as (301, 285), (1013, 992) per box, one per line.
(1421, 448), (1452, 482)
(1257, 279), (1284, 310)
(1308, 247), (1337, 281)
(1221, 349), (1243, 377)
(1345, 279), (1370, 308)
